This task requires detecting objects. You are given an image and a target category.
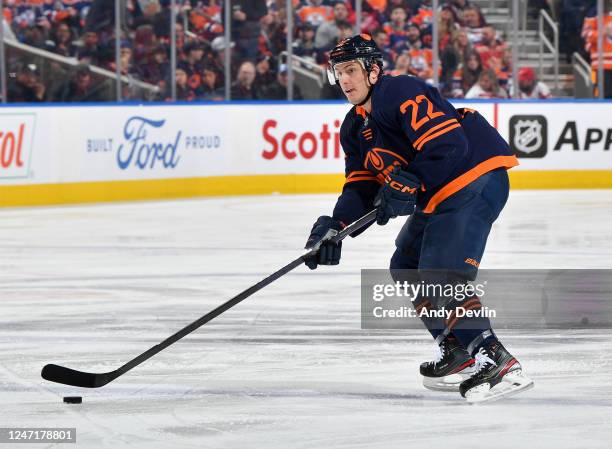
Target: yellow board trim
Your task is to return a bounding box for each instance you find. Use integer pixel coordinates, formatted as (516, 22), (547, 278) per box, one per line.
(0, 174), (346, 208)
(508, 170), (612, 189)
(1, 170), (611, 208)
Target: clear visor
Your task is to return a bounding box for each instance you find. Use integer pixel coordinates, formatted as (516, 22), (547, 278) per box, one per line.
(326, 59), (366, 85)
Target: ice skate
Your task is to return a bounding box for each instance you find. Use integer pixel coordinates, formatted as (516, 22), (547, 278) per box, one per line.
(459, 341), (534, 404)
(420, 336), (475, 392)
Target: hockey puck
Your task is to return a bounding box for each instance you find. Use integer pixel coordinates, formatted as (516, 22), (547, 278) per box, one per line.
(63, 396), (82, 404)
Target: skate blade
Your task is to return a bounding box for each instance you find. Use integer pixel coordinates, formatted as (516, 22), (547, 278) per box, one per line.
(423, 367), (475, 392)
(465, 369), (534, 404)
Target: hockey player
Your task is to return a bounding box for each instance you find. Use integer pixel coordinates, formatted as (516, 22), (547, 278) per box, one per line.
(304, 34), (534, 403)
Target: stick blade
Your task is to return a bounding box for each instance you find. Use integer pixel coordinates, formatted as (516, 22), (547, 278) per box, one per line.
(41, 364), (112, 388)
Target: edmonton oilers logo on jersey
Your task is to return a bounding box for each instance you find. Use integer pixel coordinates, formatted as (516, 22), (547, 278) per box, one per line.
(365, 147), (408, 182)
(509, 115), (548, 158)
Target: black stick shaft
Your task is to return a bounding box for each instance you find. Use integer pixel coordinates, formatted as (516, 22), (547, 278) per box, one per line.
(42, 209), (377, 387)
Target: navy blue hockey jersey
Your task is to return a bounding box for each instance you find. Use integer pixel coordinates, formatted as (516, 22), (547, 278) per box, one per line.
(332, 74), (518, 226)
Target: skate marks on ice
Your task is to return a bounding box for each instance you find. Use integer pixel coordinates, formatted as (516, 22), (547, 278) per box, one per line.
(1, 192), (612, 448)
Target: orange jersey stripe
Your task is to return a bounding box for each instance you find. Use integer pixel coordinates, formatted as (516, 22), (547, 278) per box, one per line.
(416, 122), (461, 151)
(413, 119), (458, 149)
(423, 155), (519, 214)
(345, 176), (382, 184)
(347, 170), (373, 177)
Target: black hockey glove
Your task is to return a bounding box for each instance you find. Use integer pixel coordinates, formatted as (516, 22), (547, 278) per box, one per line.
(304, 216), (345, 270)
(374, 167), (420, 225)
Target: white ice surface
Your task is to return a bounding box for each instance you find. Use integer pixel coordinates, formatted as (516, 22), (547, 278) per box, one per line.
(1, 190), (611, 449)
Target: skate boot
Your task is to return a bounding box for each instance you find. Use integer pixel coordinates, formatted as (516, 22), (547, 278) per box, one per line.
(459, 340), (534, 404)
(420, 336), (475, 392)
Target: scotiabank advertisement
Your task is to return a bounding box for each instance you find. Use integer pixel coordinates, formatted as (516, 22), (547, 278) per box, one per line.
(0, 101), (610, 188)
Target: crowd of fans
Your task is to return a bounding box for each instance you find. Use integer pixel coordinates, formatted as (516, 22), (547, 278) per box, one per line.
(1, 0), (605, 102)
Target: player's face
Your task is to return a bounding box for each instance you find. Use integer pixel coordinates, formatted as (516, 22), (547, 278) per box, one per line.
(335, 61), (369, 105)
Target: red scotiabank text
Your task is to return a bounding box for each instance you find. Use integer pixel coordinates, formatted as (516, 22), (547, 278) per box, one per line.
(261, 119), (343, 160)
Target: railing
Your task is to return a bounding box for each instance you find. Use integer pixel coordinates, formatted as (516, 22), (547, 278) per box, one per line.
(4, 38), (160, 100)
(572, 52), (593, 98)
(280, 51), (326, 99)
(538, 9), (559, 90)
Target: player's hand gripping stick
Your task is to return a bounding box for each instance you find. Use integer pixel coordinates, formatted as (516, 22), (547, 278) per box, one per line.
(374, 167), (420, 225)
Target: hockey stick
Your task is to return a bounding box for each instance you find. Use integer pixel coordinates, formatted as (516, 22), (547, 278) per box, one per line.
(41, 209), (377, 388)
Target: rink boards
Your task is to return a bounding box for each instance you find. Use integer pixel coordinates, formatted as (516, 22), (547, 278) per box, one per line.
(0, 100), (611, 207)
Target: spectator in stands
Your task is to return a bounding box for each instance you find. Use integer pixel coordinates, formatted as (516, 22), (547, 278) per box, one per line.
(465, 68), (508, 98)
(411, 0), (433, 29)
(259, 9), (286, 59)
(371, 28), (394, 70)
(561, 0), (592, 62)
(583, 4), (612, 98)
(384, 0), (414, 20)
(458, 50), (483, 96)
(141, 44), (170, 90)
(509, 67), (553, 99)
(315, 1), (350, 50)
(180, 41), (206, 91)
(254, 54), (277, 92)
(189, 3), (224, 42)
(201, 65), (225, 101)
(21, 21), (49, 49)
(389, 52), (417, 76)
(293, 22), (317, 60)
(383, 6), (410, 49)
(297, 0), (334, 28)
(56, 64), (110, 102)
(393, 23), (433, 80)
(462, 5), (486, 44)
(231, 60), (259, 100)
(475, 26), (507, 70)
(445, 0), (485, 27)
(132, 24), (158, 67)
(230, 0), (268, 60)
(261, 64), (303, 100)
(438, 7), (460, 52)
(360, 2), (384, 33)
(49, 22), (77, 57)
(167, 66), (197, 101)
(7, 63), (47, 102)
(76, 30), (103, 66)
(440, 24), (470, 94)
(315, 20), (353, 64)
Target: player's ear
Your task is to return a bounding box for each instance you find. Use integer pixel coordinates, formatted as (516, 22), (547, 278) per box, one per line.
(369, 64), (381, 85)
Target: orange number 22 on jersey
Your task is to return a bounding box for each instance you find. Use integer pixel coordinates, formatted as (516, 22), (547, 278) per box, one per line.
(399, 95), (444, 131)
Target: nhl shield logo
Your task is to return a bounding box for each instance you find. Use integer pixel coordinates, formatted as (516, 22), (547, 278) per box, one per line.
(509, 115), (547, 158)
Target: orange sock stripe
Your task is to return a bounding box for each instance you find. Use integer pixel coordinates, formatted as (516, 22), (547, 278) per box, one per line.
(444, 298), (481, 326)
(446, 300), (484, 330)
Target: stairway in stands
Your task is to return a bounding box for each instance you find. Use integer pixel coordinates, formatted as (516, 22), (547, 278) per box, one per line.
(471, 0), (574, 97)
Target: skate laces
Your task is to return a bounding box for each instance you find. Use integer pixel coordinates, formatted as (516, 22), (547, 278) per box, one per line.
(474, 347), (497, 373)
(430, 341), (447, 366)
